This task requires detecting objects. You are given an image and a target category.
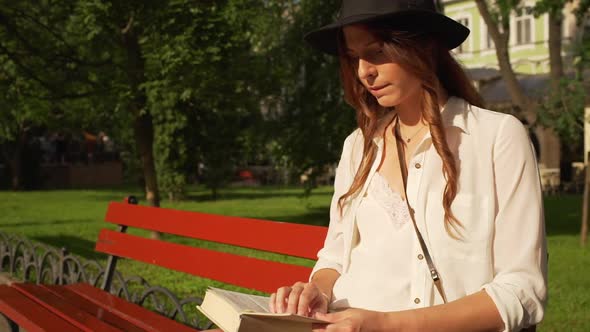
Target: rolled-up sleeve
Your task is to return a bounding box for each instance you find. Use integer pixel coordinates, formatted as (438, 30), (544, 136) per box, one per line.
(310, 131), (358, 278)
(482, 115), (548, 331)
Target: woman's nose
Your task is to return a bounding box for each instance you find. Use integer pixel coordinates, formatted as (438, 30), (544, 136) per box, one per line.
(357, 58), (376, 80)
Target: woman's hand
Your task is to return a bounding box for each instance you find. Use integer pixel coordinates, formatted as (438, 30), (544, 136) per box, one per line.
(312, 308), (392, 332)
(269, 281), (330, 317)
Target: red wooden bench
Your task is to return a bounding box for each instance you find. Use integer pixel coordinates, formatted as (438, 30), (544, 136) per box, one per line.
(0, 197), (328, 331)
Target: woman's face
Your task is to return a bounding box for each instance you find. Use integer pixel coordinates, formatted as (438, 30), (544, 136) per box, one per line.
(342, 24), (422, 108)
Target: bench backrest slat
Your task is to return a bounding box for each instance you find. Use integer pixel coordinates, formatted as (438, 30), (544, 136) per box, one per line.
(104, 202), (327, 260)
(96, 229), (314, 293)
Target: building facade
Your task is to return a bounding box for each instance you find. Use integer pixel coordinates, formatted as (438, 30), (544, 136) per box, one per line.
(442, 0), (588, 177)
(444, 0), (581, 74)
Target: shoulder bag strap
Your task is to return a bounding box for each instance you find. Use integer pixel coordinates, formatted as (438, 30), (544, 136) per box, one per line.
(393, 116), (448, 303)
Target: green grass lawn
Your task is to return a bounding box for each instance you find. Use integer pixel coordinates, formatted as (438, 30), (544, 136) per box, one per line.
(0, 186), (588, 331)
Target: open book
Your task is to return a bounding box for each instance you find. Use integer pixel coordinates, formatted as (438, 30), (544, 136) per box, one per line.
(197, 287), (327, 332)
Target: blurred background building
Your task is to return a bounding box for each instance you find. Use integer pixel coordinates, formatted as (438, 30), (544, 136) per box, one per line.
(443, 0), (590, 193)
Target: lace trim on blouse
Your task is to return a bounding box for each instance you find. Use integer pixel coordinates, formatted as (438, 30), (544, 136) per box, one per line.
(368, 172), (411, 229)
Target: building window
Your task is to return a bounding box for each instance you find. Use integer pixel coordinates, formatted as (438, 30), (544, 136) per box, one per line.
(485, 30), (494, 49)
(515, 6), (533, 45)
(456, 17), (470, 53)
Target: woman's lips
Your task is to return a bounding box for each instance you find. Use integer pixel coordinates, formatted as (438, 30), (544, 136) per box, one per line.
(369, 84), (388, 91)
(368, 84), (389, 96)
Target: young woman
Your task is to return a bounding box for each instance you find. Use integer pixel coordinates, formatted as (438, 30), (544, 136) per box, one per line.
(269, 1), (548, 331)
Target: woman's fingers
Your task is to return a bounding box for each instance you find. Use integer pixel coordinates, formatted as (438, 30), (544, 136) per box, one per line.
(269, 292), (277, 313)
(271, 282), (323, 316)
(314, 312), (338, 322)
(286, 282), (306, 314)
(298, 283), (321, 316)
(275, 286), (292, 313)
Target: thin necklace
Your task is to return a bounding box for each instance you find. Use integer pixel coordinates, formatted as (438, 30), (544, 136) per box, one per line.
(399, 123), (427, 143)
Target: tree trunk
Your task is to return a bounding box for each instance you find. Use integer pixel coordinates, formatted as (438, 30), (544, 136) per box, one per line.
(548, 9), (568, 175)
(548, 10), (564, 87)
(582, 152), (589, 246)
(474, 1), (566, 169)
(1, 129), (27, 191)
(474, 0), (536, 122)
(9, 155), (21, 191)
(134, 113), (160, 208)
(122, 17), (160, 239)
(495, 43), (535, 118)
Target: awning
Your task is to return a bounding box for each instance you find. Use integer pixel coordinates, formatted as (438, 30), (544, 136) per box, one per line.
(465, 67), (590, 107)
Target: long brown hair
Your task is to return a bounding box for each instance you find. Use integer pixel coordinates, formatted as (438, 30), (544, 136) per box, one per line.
(337, 25), (484, 237)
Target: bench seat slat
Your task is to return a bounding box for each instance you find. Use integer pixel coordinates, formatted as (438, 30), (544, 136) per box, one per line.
(105, 202), (327, 260)
(12, 283), (122, 332)
(64, 283), (199, 332)
(0, 285), (83, 332)
(96, 229), (313, 293)
(42, 285), (147, 332)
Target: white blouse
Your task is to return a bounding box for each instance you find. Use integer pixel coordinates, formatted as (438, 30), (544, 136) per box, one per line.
(311, 97), (548, 332)
(331, 172), (416, 312)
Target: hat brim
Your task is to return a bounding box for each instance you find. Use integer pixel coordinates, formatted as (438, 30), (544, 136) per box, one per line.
(304, 10), (469, 55)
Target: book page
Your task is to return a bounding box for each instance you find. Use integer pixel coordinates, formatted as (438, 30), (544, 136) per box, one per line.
(210, 288), (270, 313)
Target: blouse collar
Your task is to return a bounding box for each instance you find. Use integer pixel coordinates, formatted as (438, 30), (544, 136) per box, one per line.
(371, 96), (470, 146)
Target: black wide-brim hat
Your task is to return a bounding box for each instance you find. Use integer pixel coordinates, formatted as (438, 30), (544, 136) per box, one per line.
(304, 0), (470, 55)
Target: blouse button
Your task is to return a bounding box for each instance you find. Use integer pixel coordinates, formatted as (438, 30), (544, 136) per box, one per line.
(417, 254), (424, 260)
(414, 163), (422, 169)
(414, 298), (421, 304)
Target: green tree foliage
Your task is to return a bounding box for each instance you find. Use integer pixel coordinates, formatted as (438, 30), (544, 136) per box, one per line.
(0, 0), (111, 189)
(142, 0), (268, 200)
(262, 0), (356, 189)
(0, 61), (50, 189)
(532, 0), (590, 147)
(0, 0), (358, 199)
(537, 77), (586, 146)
